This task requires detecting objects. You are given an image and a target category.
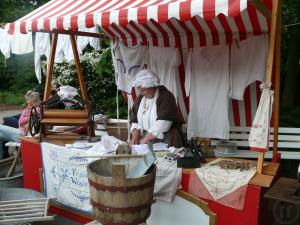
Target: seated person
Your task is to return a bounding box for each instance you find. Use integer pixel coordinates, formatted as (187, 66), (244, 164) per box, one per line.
(130, 69), (184, 147)
(2, 113), (21, 128)
(0, 91), (41, 159)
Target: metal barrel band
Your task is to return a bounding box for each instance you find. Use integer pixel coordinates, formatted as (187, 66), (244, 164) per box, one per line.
(88, 179), (155, 192)
(91, 199), (153, 213)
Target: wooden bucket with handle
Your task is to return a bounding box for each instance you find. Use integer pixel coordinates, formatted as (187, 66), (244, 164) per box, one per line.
(87, 156), (156, 225)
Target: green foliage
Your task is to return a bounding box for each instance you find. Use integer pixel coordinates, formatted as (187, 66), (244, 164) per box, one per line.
(0, 53), (37, 94)
(0, 0), (49, 22)
(102, 95), (128, 119)
(280, 106), (300, 127)
(45, 48), (127, 118)
(0, 92), (24, 105)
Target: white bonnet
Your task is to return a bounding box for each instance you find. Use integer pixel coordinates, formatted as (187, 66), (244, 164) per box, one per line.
(133, 69), (160, 88)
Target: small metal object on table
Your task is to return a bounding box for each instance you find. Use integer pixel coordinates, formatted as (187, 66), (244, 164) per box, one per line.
(264, 177), (300, 225)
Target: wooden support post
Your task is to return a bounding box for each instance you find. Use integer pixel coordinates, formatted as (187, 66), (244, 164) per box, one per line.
(251, 0), (272, 19)
(256, 0), (280, 174)
(69, 34), (88, 102)
(44, 33), (58, 101)
(272, 0), (282, 160)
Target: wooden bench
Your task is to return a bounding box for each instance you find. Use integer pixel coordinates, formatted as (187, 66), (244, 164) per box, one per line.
(212, 127), (300, 160)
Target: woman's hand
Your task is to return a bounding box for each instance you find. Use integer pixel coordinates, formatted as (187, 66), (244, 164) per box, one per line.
(130, 129), (140, 145)
(140, 133), (156, 144)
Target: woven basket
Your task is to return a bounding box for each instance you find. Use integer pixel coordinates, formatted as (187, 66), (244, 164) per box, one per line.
(104, 118), (128, 142)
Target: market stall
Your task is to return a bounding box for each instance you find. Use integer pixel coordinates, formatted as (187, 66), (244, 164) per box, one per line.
(5, 0), (283, 225)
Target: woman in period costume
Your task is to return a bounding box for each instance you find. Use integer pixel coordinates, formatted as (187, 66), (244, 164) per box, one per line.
(130, 69), (184, 147)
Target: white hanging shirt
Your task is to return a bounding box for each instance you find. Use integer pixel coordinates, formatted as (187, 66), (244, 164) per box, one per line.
(11, 28), (33, 55)
(185, 45), (230, 140)
(55, 34), (74, 63)
(131, 90), (172, 139)
(148, 46), (181, 100)
(111, 40), (147, 93)
(77, 27), (101, 54)
(0, 27), (12, 58)
(229, 35), (268, 100)
(34, 32), (50, 83)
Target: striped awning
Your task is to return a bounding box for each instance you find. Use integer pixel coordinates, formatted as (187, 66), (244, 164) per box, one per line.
(8, 0), (272, 47)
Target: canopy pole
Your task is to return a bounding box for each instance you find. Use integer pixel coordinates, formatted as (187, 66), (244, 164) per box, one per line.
(69, 34), (88, 102)
(251, 0), (271, 19)
(44, 33), (58, 101)
(272, 0), (282, 161)
(257, 0), (280, 174)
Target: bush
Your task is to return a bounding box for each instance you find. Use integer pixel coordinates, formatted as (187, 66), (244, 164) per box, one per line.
(42, 48), (127, 117)
(0, 92), (24, 105)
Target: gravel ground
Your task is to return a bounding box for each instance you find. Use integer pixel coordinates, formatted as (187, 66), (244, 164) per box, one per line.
(0, 109), (22, 122)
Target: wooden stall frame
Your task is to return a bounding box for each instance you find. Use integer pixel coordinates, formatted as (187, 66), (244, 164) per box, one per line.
(256, 0), (281, 174)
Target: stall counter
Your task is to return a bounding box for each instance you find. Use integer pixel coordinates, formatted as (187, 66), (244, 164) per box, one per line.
(20, 137), (279, 225)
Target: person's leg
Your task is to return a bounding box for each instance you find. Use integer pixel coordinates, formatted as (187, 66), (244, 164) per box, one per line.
(2, 113), (21, 128)
(0, 125), (21, 159)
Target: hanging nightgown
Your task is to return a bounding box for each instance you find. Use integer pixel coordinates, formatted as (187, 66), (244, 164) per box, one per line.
(185, 45), (230, 140)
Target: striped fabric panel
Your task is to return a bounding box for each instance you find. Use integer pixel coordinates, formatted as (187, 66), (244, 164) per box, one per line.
(8, 0), (271, 44)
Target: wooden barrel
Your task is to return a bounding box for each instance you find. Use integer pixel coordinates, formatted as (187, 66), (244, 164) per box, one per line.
(87, 156), (156, 225)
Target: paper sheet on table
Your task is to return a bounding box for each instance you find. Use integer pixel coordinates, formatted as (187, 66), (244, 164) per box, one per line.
(131, 143), (168, 155)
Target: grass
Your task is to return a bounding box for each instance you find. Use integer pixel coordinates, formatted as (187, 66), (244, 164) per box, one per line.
(0, 92), (24, 105)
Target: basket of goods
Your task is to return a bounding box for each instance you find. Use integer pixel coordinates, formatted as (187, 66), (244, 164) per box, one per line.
(103, 118), (128, 142)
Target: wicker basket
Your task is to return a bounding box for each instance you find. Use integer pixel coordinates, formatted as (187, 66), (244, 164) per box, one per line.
(104, 118), (129, 142)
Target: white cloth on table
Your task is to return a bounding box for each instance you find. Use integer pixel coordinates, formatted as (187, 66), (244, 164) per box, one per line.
(0, 27), (12, 58)
(77, 27), (101, 54)
(55, 34), (73, 63)
(229, 35), (268, 100)
(148, 46), (181, 100)
(193, 158), (256, 200)
(132, 89), (172, 139)
(185, 45), (230, 139)
(154, 157), (182, 202)
(111, 40), (147, 93)
(11, 29), (33, 55)
(34, 32), (50, 83)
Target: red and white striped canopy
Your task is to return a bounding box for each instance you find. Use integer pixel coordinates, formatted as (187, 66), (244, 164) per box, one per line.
(9, 0), (272, 47)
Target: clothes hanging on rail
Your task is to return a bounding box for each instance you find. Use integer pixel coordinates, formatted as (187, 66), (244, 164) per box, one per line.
(34, 32), (50, 83)
(185, 45), (230, 139)
(55, 34), (74, 63)
(0, 27), (11, 58)
(148, 46), (181, 101)
(111, 40), (147, 93)
(77, 27), (101, 54)
(229, 35), (268, 100)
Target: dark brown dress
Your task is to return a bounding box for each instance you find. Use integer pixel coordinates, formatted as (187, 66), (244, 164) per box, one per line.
(130, 86), (185, 147)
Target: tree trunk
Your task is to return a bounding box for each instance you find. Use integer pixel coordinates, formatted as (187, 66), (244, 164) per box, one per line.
(282, 27), (300, 107)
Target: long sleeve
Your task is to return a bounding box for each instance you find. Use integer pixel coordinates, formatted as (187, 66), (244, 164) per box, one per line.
(148, 120), (173, 139)
(185, 49), (192, 97)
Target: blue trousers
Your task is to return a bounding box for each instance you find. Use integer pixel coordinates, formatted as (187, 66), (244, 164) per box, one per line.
(0, 125), (21, 159)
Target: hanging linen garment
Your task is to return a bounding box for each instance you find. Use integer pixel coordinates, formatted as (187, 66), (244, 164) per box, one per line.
(11, 27), (33, 55)
(0, 27), (12, 58)
(148, 46), (181, 101)
(111, 40), (147, 93)
(55, 34), (74, 63)
(34, 32), (50, 83)
(248, 83), (274, 152)
(77, 27), (101, 54)
(230, 35), (268, 100)
(185, 45), (230, 140)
